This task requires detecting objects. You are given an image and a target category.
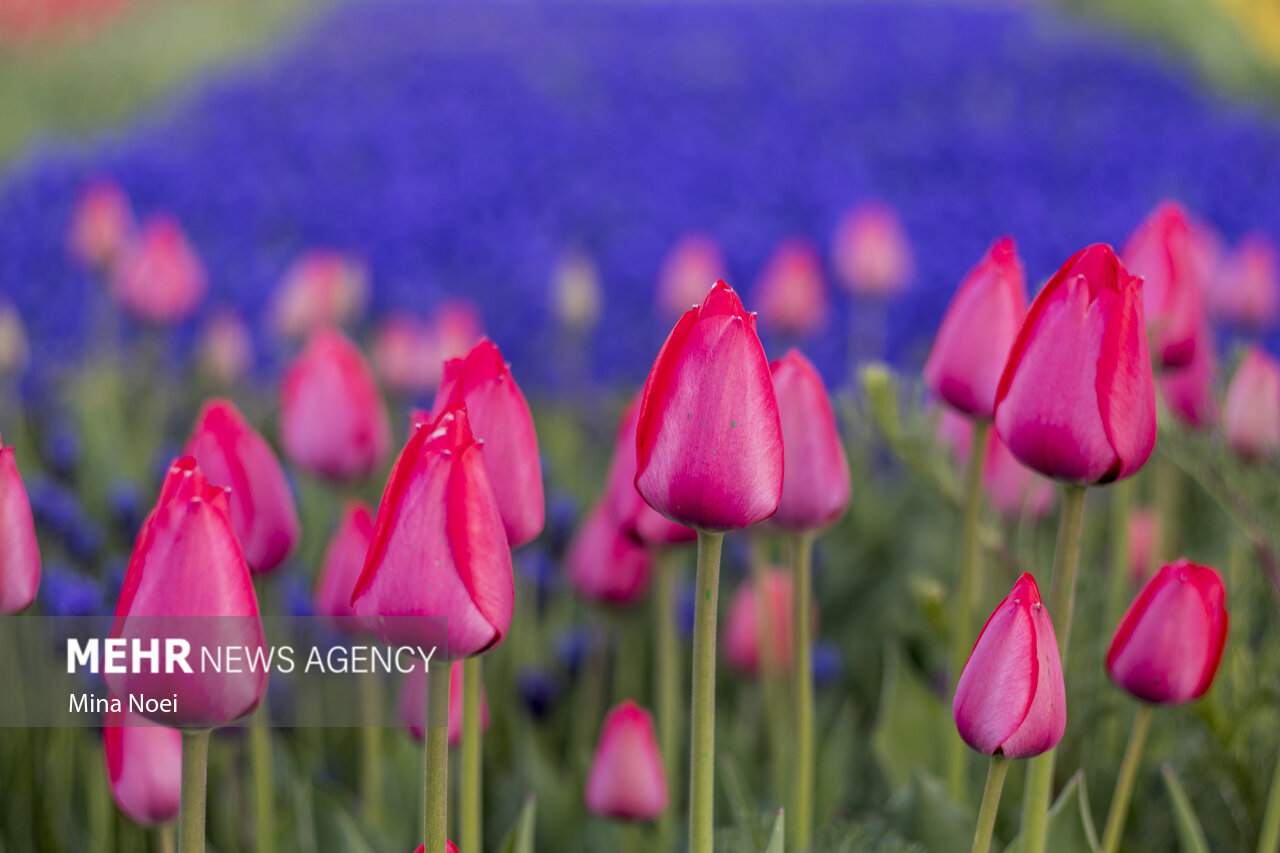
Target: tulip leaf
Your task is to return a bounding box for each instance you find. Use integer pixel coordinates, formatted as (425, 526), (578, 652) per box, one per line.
(764, 809), (785, 853)
(885, 770), (976, 853)
(1161, 765), (1210, 853)
(1006, 771), (1100, 853)
(871, 645), (949, 790)
(496, 794), (537, 853)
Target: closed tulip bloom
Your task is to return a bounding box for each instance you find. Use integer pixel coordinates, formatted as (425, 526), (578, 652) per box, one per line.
(585, 700), (668, 822)
(1207, 233), (1279, 331)
(271, 250), (369, 340)
(923, 237), (1027, 418)
(313, 501), (375, 636)
(1107, 560), (1227, 705)
(372, 313), (441, 395)
(602, 395), (695, 547)
(1122, 202), (1204, 369)
(831, 202), (913, 298)
(69, 178), (133, 270)
(656, 232), (727, 320)
(0, 434), (40, 614)
(400, 659), (490, 746)
(953, 573), (1066, 759)
(567, 501), (652, 606)
(753, 239), (828, 338)
(196, 310), (254, 386)
(103, 708), (181, 826)
(431, 338), (544, 547)
(635, 280), (784, 531)
(1158, 318), (1217, 430)
(280, 327), (392, 482)
(186, 399), (300, 575)
(994, 244), (1156, 484)
(1223, 347), (1280, 459)
(107, 457), (268, 728)
(770, 350), (849, 531)
(351, 405), (513, 659)
(111, 215), (207, 325)
(723, 569), (808, 676)
(1127, 508), (1159, 585)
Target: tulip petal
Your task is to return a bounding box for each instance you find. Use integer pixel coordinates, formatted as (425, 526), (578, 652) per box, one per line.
(953, 604), (1036, 755)
(1096, 277), (1157, 481)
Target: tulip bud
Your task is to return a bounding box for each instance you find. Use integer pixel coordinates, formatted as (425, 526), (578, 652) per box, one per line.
(107, 457), (268, 728)
(769, 350), (850, 531)
(270, 250), (368, 340)
(635, 281), (783, 531)
(1223, 347), (1280, 459)
(831, 202), (913, 298)
(0, 434), (40, 614)
(186, 399), (300, 575)
(313, 501), (375, 636)
(69, 178), (133, 271)
(753, 239), (828, 338)
(351, 406), (513, 659)
(1107, 560), (1227, 705)
(111, 216), (207, 325)
(567, 501), (652, 606)
(1122, 201), (1204, 370)
(994, 244), (1156, 484)
(656, 232), (727, 321)
(723, 569), (812, 676)
(431, 338), (544, 547)
(196, 310), (254, 386)
(923, 237), (1027, 418)
(430, 299), (484, 362)
(1207, 233), (1279, 331)
(400, 659), (489, 747)
(602, 395), (695, 547)
(372, 313), (441, 395)
(1127, 508), (1159, 585)
(551, 248), (602, 332)
(585, 700), (668, 822)
(279, 327), (392, 482)
(103, 708), (182, 826)
(953, 573), (1066, 759)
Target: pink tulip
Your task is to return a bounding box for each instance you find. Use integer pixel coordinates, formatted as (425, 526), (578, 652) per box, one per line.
(313, 501), (376, 636)
(753, 239), (828, 338)
(1127, 508), (1159, 585)
(196, 310), (254, 385)
(430, 299), (484, 362)
(656, 232), (727, 320)
(270, 250), (368, 340)
(107, 457), (268, 728)
(1122, 201), (1204, 370)
(69, 178), (133, 270)
(351, 405), (513, 659)
(1207, 233), (1279, 331)
(953, 573), (1066, 759)
(279, 327), (392, 482)
(103, 708), (182, 826)
(1158, 318), (1217, 430)
(1107, 560), (1227, 705)
(186, 399), (300, 575)
(372, 313), (441, 395)
(831, 202), (913, 298)
(585, 700), (668, 822)
(0, 434), (39, 614)
(400, 659), (489, 747)
(567, 501), (652, 606)
(936, 412), (1055, 521)
(111, 215), (207, 325)
(635, 280), (783, 531)
(923, 237), (1027, 418)
(723, 569), (812, 676)
(936, 407), (975, 463)
(770, 350), (850, 531)
(431, 338), (544, 548)
(602, 395), (695, 547)
(1223, 346), (1280, 459)
(994, 244), (1156, 484)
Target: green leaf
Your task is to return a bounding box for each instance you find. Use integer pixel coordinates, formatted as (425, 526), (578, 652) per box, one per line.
(764, 809), (785, 853)
(496, 794), (537, 853)
(885, 771), (976, 853)
(871, 646), (949, 789)
(1161, 765), (1210, 853)
(1006, 771), (1099, 853)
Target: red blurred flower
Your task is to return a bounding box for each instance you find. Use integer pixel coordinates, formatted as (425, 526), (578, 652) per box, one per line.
(69, 177), (133, 271)
(1206, 232), (1280, 332)
(585, 700), (668, 822)
(601, 395), (695, 547)
(313, 501), (376, 637)
(111, 215), (207, 325)
(656, 232), (727, 321)
(270, 250), (368, 340)
(753, 238), (828, 338)
(0, 433), (40, 614)
(831, 202), (913, 298)
(723, 568), (813, 677)
(770, 350), (850, 531)
(1223, 346), (1280, 459)
(567, 501), (652, 606)
(103, 708), (181, 826)
(1122, 201), (1204, 370)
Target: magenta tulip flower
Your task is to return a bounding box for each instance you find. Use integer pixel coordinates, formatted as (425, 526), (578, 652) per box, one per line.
(753, 239), (828, 338)
(431, 338), (544, 548)
(1158, 318), (1217, 430)
(953, 573), (1066, 759)
(635, 280), (784, 531)
(1107, 560), (1227, 705)
(602, 395), (695, 547)
(1127, 508), (1159, 585)
(400, 659), (489, 747)
(656, 232), (727, 320)
(1122, 201), (1204, 370)
(994, 244), (1156, 484)
(111, 215), (207, 325)
(770, 349), (850, 531)
(585, 700), (668, 822)
(69, 178), (133, 271)
(279, 327), (392, 482)
(103, 708), (182, 826)
(831, 202), (913, 298)
(567, 501), (653, 606)
(723, 569), (810, 677)
(373, 313), (441, 395)
(1207, 232), (1280, 332)
(351, 405), (513, 659)
(1223, 346), (1280, 459)
(313, 501), (376, 637)
(107, 457), (268, 728)
(924, 237), (1027, 418)
(270, 250), (368, 340)
(0, 434), (40, 614)
(185, 399), (300, 575)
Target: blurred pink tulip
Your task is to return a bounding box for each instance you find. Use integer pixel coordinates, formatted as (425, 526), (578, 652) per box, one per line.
(723, 569), (813, 677)
(430, 299), (484, 362)
(831, 202), (913, 298)
(69, 177), (133, 270)
(196, 310), (254, 385)
(0, 434), (40, 614)
(1122, 201), (1204, 370)
(770, 350), (850, 531)
(585, 700), (668, 822)
(313, 501), (375, 637)
(111, 215), (207, 325)
(567, 501), (652, 606)
(270, 250), (368, 340)
(753, 239), (828, 338)
(400, 659), (488, 747)
(103, 708), (181, 826)
(372, 313), (441, 395)
(1206, 233), (1280, 331)
(1127, 508), (1160, 585)
(656, 232), (727, 320)
(1158, 318), (1217, 430)
(1223, 346), (1280, 459)
(601, 394), (695, 547)
(936, 411), (1055, 521)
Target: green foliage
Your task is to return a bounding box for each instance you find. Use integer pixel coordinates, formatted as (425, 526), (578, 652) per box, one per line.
(764, 809), (785, 853)
(1006, 773), (1100, 853)
(496, 795), (537, 853)
(1162, 765), (1210, 853)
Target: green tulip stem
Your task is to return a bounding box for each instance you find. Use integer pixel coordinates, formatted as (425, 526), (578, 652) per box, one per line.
(460, 656), (483, 853)
(790, 531), (816, 853)
(1100, 705), (1154, 853)
(359, 673), (383, 826)
(689, 530), (725, 853)
(248, 721), (275, 853)
(654, 548), (682, 839)
(1257, 742), (1280, 853)
(1107, 477), (1134, 626)
(425, 663), (451, 853)
(749, 534), (789, 804)
(971, 754), (1010, 853)
(178, 730), (210, 853)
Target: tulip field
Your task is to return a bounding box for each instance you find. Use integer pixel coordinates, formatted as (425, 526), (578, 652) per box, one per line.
(6, 2), (1280, 853)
